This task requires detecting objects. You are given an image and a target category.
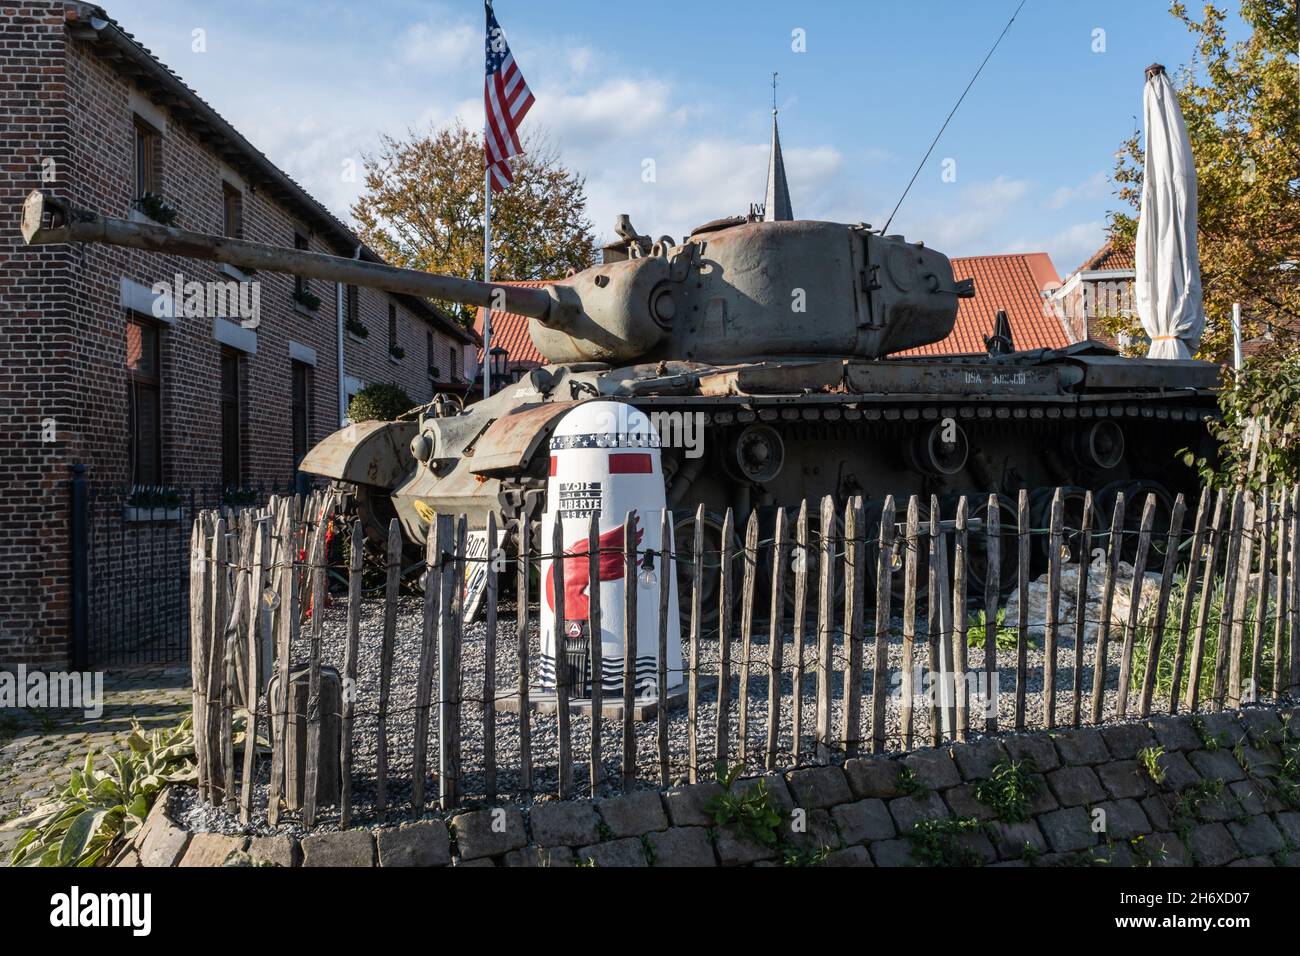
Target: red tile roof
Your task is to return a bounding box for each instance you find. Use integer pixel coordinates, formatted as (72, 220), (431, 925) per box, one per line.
(1076, 240), (1135, 273)
(900, 252), (1067, 356)
(477, 252), (1069, 365)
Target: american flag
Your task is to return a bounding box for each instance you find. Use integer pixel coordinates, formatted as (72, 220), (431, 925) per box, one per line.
(484, 2), (534, 193)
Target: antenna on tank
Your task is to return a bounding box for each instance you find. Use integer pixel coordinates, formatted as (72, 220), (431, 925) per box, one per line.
(882, 0), (1026, 234)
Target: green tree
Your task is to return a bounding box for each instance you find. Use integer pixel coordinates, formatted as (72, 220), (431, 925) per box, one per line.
(1107, 1), (1299, 363)
(351, 121), (597, 327)
(347, 383), (416, 423)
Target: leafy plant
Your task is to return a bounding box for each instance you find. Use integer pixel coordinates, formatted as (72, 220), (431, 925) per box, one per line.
(966, 607), (1023, 652)
(292, 287), (321, 311)
(133, 192), (178, 225)
(707, 762), (785, 849)
(973, 757), (1042, 823)
(389, 346), (406, 361)
(347, 382), (416, 423)
(10, 717), (196, 867)
(1137, 745), (1167, 785)
(126, 486), (182, 510)
(344, 317), (369, 339)
(782, 843), (832, 867)
(905, 817), (984, 867)
(896, 765), (928, 796)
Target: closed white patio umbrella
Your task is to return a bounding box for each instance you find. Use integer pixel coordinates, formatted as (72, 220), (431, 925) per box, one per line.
(1135, 63), (1205, 360)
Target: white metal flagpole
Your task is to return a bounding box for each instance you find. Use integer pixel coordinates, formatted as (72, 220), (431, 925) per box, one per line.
(483, 167), (493, 399)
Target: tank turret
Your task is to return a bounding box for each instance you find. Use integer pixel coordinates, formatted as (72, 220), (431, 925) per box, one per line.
(21, 191), (970, 364)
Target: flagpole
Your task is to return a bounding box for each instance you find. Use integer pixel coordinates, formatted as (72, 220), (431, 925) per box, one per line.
(483, 166), (492, 399)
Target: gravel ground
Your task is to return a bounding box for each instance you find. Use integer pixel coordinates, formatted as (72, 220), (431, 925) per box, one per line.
(177, 585), (1197, 837)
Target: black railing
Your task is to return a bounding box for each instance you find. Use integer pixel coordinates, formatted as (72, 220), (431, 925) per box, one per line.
(69, 466), (317, 668)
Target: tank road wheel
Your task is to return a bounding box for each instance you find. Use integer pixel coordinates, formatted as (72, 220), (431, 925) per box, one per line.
(864, 498), (930, 607)
(353, 484), (405, 551)
(672, 508), (737, 629)
(1096, 479), (1176, 569)
(940, 493), (1018, 599)
(1028, 487), (1100, 573)
(1073, 420), (1126, 471)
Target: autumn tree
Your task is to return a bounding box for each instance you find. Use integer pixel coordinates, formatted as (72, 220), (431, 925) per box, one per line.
(351, 121), (597, 327)
(1106, 1), (1299, 363)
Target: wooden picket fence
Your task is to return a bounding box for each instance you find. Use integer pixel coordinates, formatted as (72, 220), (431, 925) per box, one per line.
(188, 483), (1300, 824)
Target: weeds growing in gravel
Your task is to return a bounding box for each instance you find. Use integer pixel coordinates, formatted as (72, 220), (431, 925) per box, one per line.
(1129, 576), (1274, 702)
(966, 608), (1021, 652)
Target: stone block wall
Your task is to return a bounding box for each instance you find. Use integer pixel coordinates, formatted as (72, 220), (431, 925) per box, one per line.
(125, 705), (1300, 868)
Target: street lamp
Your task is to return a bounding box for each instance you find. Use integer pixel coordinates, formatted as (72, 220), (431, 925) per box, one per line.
(489, 346), (510, 390)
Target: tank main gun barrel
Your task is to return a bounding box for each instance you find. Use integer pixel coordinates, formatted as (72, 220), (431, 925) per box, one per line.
(19, 190), (556, 321)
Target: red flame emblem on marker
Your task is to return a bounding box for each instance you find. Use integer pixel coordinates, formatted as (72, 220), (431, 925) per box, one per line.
(545, 511), (643, 620)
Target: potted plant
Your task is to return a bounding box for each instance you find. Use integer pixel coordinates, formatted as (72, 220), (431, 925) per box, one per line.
(345, 317), (369, 339)
(132, 193), (178, 225)
(389, 345), (405, 361)
(292, 287), (321, 312)
(123, 486), (182, 522)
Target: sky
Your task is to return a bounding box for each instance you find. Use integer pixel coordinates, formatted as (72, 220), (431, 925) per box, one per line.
(106, 0), (1247, 278)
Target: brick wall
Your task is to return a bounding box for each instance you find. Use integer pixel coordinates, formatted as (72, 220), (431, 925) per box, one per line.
(0, 1), (474, 668)
(0, 2), (74, 668)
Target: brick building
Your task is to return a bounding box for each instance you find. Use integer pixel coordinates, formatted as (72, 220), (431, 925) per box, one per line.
(1, 1), (477, 668)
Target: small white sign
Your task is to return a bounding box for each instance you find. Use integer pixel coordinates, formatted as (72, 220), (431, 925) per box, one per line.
(462, 530), (491, 624)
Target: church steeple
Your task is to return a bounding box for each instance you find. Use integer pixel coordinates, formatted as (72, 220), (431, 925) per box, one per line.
(763, 72), (793, 222)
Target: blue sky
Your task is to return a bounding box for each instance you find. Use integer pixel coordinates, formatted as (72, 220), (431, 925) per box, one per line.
(108, 0), (1245, 276)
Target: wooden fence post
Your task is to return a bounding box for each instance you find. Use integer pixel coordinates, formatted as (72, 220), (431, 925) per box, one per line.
(267, 506), (293, 826)
(1140, 494), (1186, 717)
(189, 519), (210, 802)
(239, 516), (267, 825)
(412, 514), (441, 814)
(376, 518), (401, 817)
(554, 511), (572, 799)
(1272, 488), (1290, 700)
(900, 496), (919, 751)
(715, 508), (734, 771)
(1091, 493), (1126, 724)
(872, 496), (896, 754)
(983, 495), (1001, 734)
(1248, 488), (1271, 703)
(927, 495), (942, 746)
(339, 519), (363, 828)
(484, 512), (499, 800)
(1187, 490), (1227, 711)
(688, 504), (703, 782)
(302, 496), (331, 827)
(952, 496), (969, 742)
(1043, 488), (1064, 729)
(767, 507), (790, 768)
(516, 516), (532, 795)
(622, 511), (637, 791)
(587, 511), (603, 793)
(1014, 489), (1030, 731)
(738, 511), (759, 766)
(792, 501), (810, 760)
(657, 509), (671, 787)
(439, 515), (463, 809)
(841, 499), (863, 756)
(1169, 489), (1210, 714)
(1214, 491), (1248, 709)
(815, 495), (837, 762)
(1070, 492), (1094, 728)
(1117, 494), (1157, 719)
(206, 517), (227, 806)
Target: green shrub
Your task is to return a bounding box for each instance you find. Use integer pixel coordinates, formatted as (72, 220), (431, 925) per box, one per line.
(966, 607), (1023, 651)
(10, 717), (196, 867)
(973, 757), (1041, 823)
(347, 383), (416, 423)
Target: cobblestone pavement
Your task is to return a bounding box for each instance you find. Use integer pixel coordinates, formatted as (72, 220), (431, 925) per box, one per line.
(0, 668), (190, 866)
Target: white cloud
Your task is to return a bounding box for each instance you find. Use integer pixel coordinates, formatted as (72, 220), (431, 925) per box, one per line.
(398, 21), (480, 74)
(1046, 171), (1109, 211)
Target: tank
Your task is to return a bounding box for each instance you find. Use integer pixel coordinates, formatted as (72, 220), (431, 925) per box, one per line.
(21, 191), (1221, 610)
